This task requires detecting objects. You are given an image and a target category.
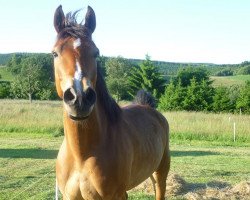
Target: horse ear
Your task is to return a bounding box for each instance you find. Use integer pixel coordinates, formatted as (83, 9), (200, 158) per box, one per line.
(84, 6), (96, 34)
(54, 5), (65, 33)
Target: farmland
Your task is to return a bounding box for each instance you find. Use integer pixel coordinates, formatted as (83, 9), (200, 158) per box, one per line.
(0, 100), (250, 199)
(211, 75), (250, 87)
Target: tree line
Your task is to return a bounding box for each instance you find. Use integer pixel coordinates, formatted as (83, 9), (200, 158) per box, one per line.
(104, 56), (250, 114)
(0, 53), (249, 114)
(0, 53), (57, 102)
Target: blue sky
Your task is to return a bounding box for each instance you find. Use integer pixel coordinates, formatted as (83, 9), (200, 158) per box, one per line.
(0, 0), (250, 64)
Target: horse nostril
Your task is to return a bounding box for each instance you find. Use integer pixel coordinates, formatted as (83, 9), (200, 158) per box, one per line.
(63, 88), (77, 105)
(85, 88), (96, 105)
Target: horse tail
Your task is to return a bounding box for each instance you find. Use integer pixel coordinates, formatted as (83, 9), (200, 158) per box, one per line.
(133, 89), (156, 109)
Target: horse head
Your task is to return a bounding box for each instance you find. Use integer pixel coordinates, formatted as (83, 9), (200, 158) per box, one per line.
(52, 5), (99, 120)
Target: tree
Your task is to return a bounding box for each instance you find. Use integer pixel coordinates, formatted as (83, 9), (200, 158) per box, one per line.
(97, 55), (108, 77)
(215, 68), (234, 76)
(212, 87), (234, 112)
(182, 78), (214, 111)
(236, 81), (250, 113)
(237, 65), (250, 75)
(105, 57), (132, 101)
(158, 79), (186, 111)
(0, 77), (11, 99)
(176, 67), (210, 87)
(10, 55), (56, 102)
(7, 53), (23, 74)
(128, 55), (165, 100)
(228, 85), (240, 110)
(11, 58), (42, 102)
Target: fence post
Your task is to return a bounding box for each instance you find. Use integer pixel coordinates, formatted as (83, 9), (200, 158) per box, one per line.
(55, 178), (58, 200)
(233, 122), (236, 142)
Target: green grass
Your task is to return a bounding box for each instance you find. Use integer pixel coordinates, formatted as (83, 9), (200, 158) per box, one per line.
(0, 100), (249, 199)
(163, 111), (250, 144)
(128, 192), (154, 199)
(1, 133), (249, 199)
(0, 66), (13, 82)
(0, 100), (63, 136)
(1, 100), (249, 143)
(170, 143), (250, 185)
(211, 75), (250, 87)
(0, 133), (61, 200)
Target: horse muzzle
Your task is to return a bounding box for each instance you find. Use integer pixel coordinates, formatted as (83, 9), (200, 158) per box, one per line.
(63, 86), (96, 120)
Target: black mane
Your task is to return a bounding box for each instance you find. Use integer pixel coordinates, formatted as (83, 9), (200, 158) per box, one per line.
(96, 62), (122, 123)
(57, 11), (91, 40)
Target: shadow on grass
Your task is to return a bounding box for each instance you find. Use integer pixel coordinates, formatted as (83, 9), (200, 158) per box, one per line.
(186, 180), (231, 193)
(0, 148), (58, 159)
(171, 150), (220, 157)
(128, 192), (154, 200)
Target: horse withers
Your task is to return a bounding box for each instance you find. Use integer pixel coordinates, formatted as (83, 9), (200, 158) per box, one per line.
(52, 5), (170, 200)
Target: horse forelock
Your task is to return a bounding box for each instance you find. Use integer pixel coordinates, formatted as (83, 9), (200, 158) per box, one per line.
(57, 10), (92, 40)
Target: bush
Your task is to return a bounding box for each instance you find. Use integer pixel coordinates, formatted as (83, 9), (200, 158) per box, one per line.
(176, 67), (210, 87)
(0, 81), (11, 98)
(212, 87), (235, 112)
(182, 78), (214, 111)
(236, 81), (250, 113)
(158, 80), (185, 111)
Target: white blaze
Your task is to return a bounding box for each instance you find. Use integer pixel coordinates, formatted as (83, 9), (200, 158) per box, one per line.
(73, 38), (83, 95)
(73, 38), (81, 49)
(63, 78), (73, 92)
(74, 61), (83, 93)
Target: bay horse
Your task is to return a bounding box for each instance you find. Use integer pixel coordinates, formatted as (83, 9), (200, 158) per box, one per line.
(52, 5), (170, 200)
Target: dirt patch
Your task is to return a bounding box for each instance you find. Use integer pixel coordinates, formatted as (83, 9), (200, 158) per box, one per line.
(186, 181), (250, 200)
(166, 173), (187, 196)
(131, 173), (250, 200)
(231, 181), (250, 196)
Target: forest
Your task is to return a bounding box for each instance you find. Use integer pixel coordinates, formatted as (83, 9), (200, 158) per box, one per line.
(0, 53), (250, 113)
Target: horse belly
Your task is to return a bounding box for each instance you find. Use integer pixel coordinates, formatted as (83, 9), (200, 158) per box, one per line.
(127, 134), (166, 189)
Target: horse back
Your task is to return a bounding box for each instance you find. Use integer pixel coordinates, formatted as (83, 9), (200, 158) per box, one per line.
(122, 104), (169, 140)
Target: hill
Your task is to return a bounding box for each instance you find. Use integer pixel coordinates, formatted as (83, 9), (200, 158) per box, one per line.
(0, 54), (15, 65)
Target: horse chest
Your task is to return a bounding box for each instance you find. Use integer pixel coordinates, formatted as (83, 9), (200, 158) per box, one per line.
(64, 171), (102, 200)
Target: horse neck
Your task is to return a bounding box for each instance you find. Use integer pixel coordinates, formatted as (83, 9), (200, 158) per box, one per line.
(63, 103), (107, 162)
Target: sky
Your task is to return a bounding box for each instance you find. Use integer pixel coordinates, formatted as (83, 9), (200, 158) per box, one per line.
(0, 0), (250, 64)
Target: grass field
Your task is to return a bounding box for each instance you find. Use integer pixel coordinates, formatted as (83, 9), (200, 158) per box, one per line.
(0, 66), (13, 82)
(0, 100), (250, 199)
(211, 75), (250, 87)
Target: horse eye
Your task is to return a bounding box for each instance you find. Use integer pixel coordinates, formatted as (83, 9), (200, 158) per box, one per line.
(52, 51), (58, 58)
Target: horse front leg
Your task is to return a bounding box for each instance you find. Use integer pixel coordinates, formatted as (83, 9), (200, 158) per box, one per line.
(112, 192), (128, 200)
(121, 192), (128, 200)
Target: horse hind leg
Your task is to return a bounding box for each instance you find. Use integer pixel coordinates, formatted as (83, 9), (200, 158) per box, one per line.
(152, 150), (170, 200)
